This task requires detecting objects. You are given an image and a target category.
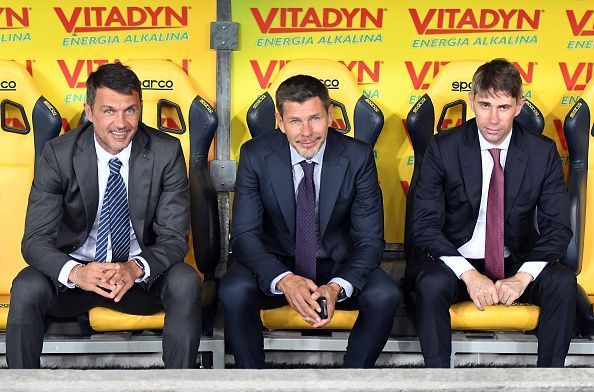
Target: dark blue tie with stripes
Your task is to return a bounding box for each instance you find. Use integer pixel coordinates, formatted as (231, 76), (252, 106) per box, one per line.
(95, 157), (130, 262)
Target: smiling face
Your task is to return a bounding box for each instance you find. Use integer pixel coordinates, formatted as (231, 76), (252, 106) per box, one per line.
(469, 89), (525, 146)
(276, 97), (332, 159)
(84, 87), (141, 155)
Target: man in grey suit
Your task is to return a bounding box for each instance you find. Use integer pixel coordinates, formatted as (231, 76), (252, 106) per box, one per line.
(7, 63), (201, 368)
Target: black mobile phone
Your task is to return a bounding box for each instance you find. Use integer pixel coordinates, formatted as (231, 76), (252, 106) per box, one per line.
(317, 297), (328, 319)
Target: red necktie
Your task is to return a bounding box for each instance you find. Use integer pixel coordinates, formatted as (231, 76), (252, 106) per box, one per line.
(485, 148), (505, 280)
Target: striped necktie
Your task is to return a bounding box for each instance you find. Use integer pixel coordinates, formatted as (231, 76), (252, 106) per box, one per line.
(95, 157), (130, 262)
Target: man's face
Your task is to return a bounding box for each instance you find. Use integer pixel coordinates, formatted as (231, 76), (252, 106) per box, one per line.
(469, 89), (525, 146)
(275, 97), (332, 159)
(84, 87), (141, 155)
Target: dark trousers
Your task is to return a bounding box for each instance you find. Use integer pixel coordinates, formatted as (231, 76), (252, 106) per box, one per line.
(219, 262), (401, 368)
(6, 263), (202, 369)
(413, 260), (576, 368)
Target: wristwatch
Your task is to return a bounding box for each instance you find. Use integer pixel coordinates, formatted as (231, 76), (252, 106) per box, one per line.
(337, 286), (347, 301)
(132, 258), (146, 279)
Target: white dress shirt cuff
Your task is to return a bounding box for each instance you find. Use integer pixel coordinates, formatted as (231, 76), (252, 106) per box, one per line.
(270, 271), (292, 294)
(440, 256), (475, 279)
(58, 260), (83, 288)
(328, 278), (354, 302)
(133, 256), (150, 283)
(517, 261), (548, 281)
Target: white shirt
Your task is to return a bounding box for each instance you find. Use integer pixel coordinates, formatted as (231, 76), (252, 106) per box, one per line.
(440, 129), (547, 280)
(269, 141), (354, 300)
(57, 136), (150, 288)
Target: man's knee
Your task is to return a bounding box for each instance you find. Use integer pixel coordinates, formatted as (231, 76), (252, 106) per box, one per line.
(9, 267), (53, 312)
(541, 264), (577, 299)
(162, 263), (201, 303)
(415, 264), (457, 301)
(219, 264), (259, 308)
(358, 271), (401, 312)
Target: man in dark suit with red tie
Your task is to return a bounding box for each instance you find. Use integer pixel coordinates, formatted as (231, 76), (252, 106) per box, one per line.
(219, 75), (400, 368)
(409, 58), (576, 368)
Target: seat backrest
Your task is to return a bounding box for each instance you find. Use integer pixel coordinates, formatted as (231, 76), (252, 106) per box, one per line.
(0, 60), (61, 295)
(246, 58), (384, 147)
(564, 81), (594, 291)
(404, 60), (544, 274)
(124, 60), (220, 278)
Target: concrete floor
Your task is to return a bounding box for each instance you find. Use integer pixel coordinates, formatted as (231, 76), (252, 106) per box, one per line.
(1, 368), (594, 391)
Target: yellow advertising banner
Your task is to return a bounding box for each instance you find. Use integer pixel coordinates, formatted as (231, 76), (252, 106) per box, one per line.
(0, 1), (216, 130)
(230, 0), (594, 244)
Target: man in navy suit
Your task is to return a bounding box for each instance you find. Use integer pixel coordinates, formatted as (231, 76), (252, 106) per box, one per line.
(220, 75), (400, 368)
(410, 58), (576, 368)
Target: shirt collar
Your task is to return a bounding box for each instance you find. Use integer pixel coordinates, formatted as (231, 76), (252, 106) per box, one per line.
(289, 140), (327, 166)
(478, 128), (512, 151)
(94, 134), (132, 167)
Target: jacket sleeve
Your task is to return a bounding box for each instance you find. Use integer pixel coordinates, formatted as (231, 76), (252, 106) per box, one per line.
(524, 141), (572, 262)
(139, 139), (191, 288)
(412, 136), (462, 258)
(231, 143), (292, 293)
(334, 146), (385, 290)
(21, 142), (71, 284)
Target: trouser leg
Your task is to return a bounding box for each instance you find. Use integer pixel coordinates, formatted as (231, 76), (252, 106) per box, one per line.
(342, 267), (401, 368)
(519, 263), (576, 367)
(414, 262), (461, 368)
(219, 263), (285, 368)
(7, 267), (103, 368)
(152, 263), (202, 369)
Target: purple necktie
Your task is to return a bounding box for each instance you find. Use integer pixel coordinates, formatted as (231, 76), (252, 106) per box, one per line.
(485, 148), (505, 280)
(295, 161), (317, 280)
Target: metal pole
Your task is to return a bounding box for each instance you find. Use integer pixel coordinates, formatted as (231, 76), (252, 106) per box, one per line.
(213, 0), (235, 276)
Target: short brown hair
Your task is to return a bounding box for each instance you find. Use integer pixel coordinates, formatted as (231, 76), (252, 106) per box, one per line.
(471, 58), (522, 100)
(275, 74), (331, 117)
(86, 62), (142, 108)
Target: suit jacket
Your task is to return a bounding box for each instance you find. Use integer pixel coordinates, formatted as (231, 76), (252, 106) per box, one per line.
(21, 122), (190, 290)
(410, 119), (571, 277)
(231, 128), (384, 294)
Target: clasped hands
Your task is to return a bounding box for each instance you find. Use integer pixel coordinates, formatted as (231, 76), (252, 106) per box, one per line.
(276, 273), (341, 328)
(68, 260), (144, 302)
(460, 269), (533, 311)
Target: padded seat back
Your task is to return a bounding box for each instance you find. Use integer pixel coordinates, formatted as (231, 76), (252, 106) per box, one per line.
(564, 81), (594, 290)
(0, 61), (61, 330)
(0, 60), (61, 296)
(125, 60), (219, 277)
(246, 58), (384, 147)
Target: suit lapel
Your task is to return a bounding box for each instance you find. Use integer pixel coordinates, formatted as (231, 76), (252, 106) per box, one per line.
(504, 127), (529, 220)
(128, 125), (153, 242)
(73, 124), (99, 236)
(319, 130), (348, 239)
(459, 122), (483, 214)
(266, 132), (296, 235)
